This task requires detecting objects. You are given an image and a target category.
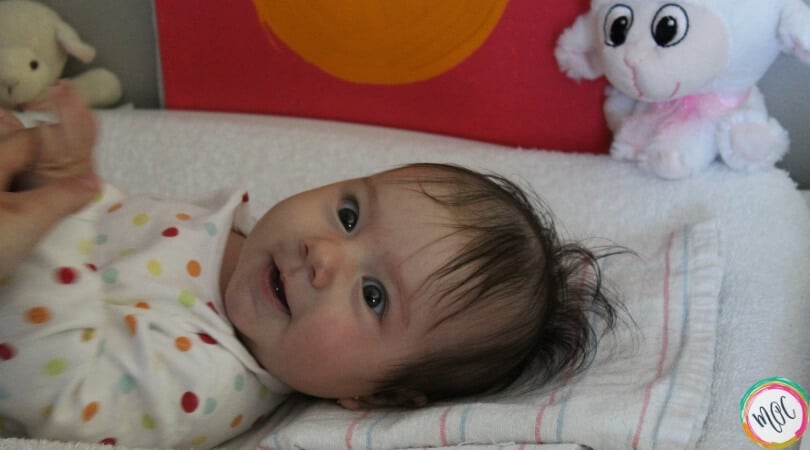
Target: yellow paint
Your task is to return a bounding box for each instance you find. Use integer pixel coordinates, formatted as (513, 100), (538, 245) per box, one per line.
(252, 0), (508, 84)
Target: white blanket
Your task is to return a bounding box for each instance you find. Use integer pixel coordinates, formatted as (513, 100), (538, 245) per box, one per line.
(3, 110), (809, 449)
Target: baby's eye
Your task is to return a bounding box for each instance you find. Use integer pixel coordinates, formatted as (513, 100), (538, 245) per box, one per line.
(604, 4), (633, 47)
(338, 197), (359, 231)
(363, 278), (387, 316)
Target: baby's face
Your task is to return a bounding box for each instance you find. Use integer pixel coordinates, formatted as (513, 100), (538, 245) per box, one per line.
(224, 167), (462, 399)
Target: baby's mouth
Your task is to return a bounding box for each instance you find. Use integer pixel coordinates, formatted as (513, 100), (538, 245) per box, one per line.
(269, 263), (290, 314)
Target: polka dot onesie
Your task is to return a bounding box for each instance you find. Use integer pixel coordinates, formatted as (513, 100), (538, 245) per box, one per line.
(0, 185), (291, 448)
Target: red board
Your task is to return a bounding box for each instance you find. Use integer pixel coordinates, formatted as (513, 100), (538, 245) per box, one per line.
(155, 0), (609, 153)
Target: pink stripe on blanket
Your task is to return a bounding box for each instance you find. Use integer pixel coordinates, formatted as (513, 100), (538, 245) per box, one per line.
(632, 232), (675, 449)
(439, 405), (453, 445)
(344, 411), (369, 450)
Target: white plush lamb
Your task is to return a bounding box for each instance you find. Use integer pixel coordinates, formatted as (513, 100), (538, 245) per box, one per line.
(555, 0), (810, 179)
(0, 0), (122, 109)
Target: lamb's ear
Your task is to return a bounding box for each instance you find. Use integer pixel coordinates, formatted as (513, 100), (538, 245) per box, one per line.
(778, 0), (810, 64)
(55, 22), (96, 63)
(555, 12), (604, 80)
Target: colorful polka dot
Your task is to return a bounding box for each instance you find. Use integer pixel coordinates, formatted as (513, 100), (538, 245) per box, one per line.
(135, 301), (150, 309)
(230, 414), (243, 428)
(242, 192), (250, 203)
(81, 328), (96, 341)
(107, 202), (123, 213)
(132, 213), (150, 226)
(203, 398), (217, 414)
(175, 336), (192, 352)
(99, 438), (117, 446)
(26, 306), (51, 324)
(78, 239), (94, 254)
(0, 343), (15, 360)
(147, 260), (162, 276)
(234, 374), (245, 391)
(181, 391), (199, 413)
(178, 290), (196, 307)
(82, 402), (99, 421)
(118, 374), (135, 394)
(44, 359), (68, 376)
(192, 436), (207, 446)
(101, 268), (118, 284)
(198, 333), (217, 345)
(85, 263), (98, 272)
(204, 222), (218, 236)
(55, 267), (79, 284)
(95, 234), (108, 245)
(162, 227), (179, 237)
(118, 248), (135, 257)
(206, 302), (219, 315)
(176, 213), (191, 221)
(124, 315), (137, 335)
(186, 260), (201, 278)
(141, 414), (156, 429)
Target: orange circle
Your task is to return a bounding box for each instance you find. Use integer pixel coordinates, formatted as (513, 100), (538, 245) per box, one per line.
(175, 336), (192, 352)
(252, 0), (508, 84)
(187, 260), (202, 278)
(230, 414), (243, 428)
(82, 402), (99, 422)
(135, 301), (150, 309)
(124, 315), (137, 336)
(176, 213), (191, 221)
(26, 306), (51, 324)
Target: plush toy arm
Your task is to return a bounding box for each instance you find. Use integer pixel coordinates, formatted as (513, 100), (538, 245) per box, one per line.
(555, 12), (604, 80)
(56, 22), (96, 63)
(779, 0), (810, 63)
(70, 68), (122, 108)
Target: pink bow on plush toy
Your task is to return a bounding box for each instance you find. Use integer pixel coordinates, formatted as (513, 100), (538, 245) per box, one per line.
(556, 0), (810, 179)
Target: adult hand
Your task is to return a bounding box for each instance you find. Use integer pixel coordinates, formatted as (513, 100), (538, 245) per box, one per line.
(0, 83), (100, 278)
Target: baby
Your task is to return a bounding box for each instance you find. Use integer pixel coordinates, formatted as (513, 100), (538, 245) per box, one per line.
(0, 85), (621, 448)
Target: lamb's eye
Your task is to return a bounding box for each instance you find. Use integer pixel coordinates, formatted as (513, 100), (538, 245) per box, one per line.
(604, 4), (633, 47)
(29, 60), (39, 71)
(651, 4), (688, 47)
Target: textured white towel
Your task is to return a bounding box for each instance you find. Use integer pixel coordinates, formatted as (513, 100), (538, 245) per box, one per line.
(3, 110), (808, 450)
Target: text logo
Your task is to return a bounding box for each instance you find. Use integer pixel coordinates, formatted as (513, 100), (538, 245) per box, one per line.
(741, 378), (808, 448)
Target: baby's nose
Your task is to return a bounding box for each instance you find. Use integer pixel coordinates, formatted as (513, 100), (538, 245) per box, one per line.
(303, 238), (342, 289)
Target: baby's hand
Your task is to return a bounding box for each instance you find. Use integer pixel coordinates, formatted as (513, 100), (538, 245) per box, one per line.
(12, 81), (98, 190)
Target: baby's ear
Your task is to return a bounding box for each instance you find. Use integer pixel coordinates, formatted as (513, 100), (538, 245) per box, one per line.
(337, 389), (427, 410)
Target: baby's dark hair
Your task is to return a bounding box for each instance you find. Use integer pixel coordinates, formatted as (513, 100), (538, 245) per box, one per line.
(373, 162), (623, 404)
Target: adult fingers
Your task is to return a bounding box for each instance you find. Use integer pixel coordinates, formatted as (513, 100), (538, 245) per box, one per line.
(29, 82), (97, 156)
(0, 109), (24, 135)
(0, 128), (39, 189)
(14, 173), (101, 236)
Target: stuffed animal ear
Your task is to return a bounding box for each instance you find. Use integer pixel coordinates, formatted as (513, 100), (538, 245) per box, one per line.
(778, 0), (810, 64)
(555, 12), (604, 80)
(55, 22), (96, 63)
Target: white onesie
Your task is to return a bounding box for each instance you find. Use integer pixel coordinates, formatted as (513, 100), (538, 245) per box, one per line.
(0, 184), (290, 449)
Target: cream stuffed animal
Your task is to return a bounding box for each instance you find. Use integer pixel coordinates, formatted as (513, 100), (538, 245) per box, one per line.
(0, 0), (122, 109)
(556, 0), (810, 179)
